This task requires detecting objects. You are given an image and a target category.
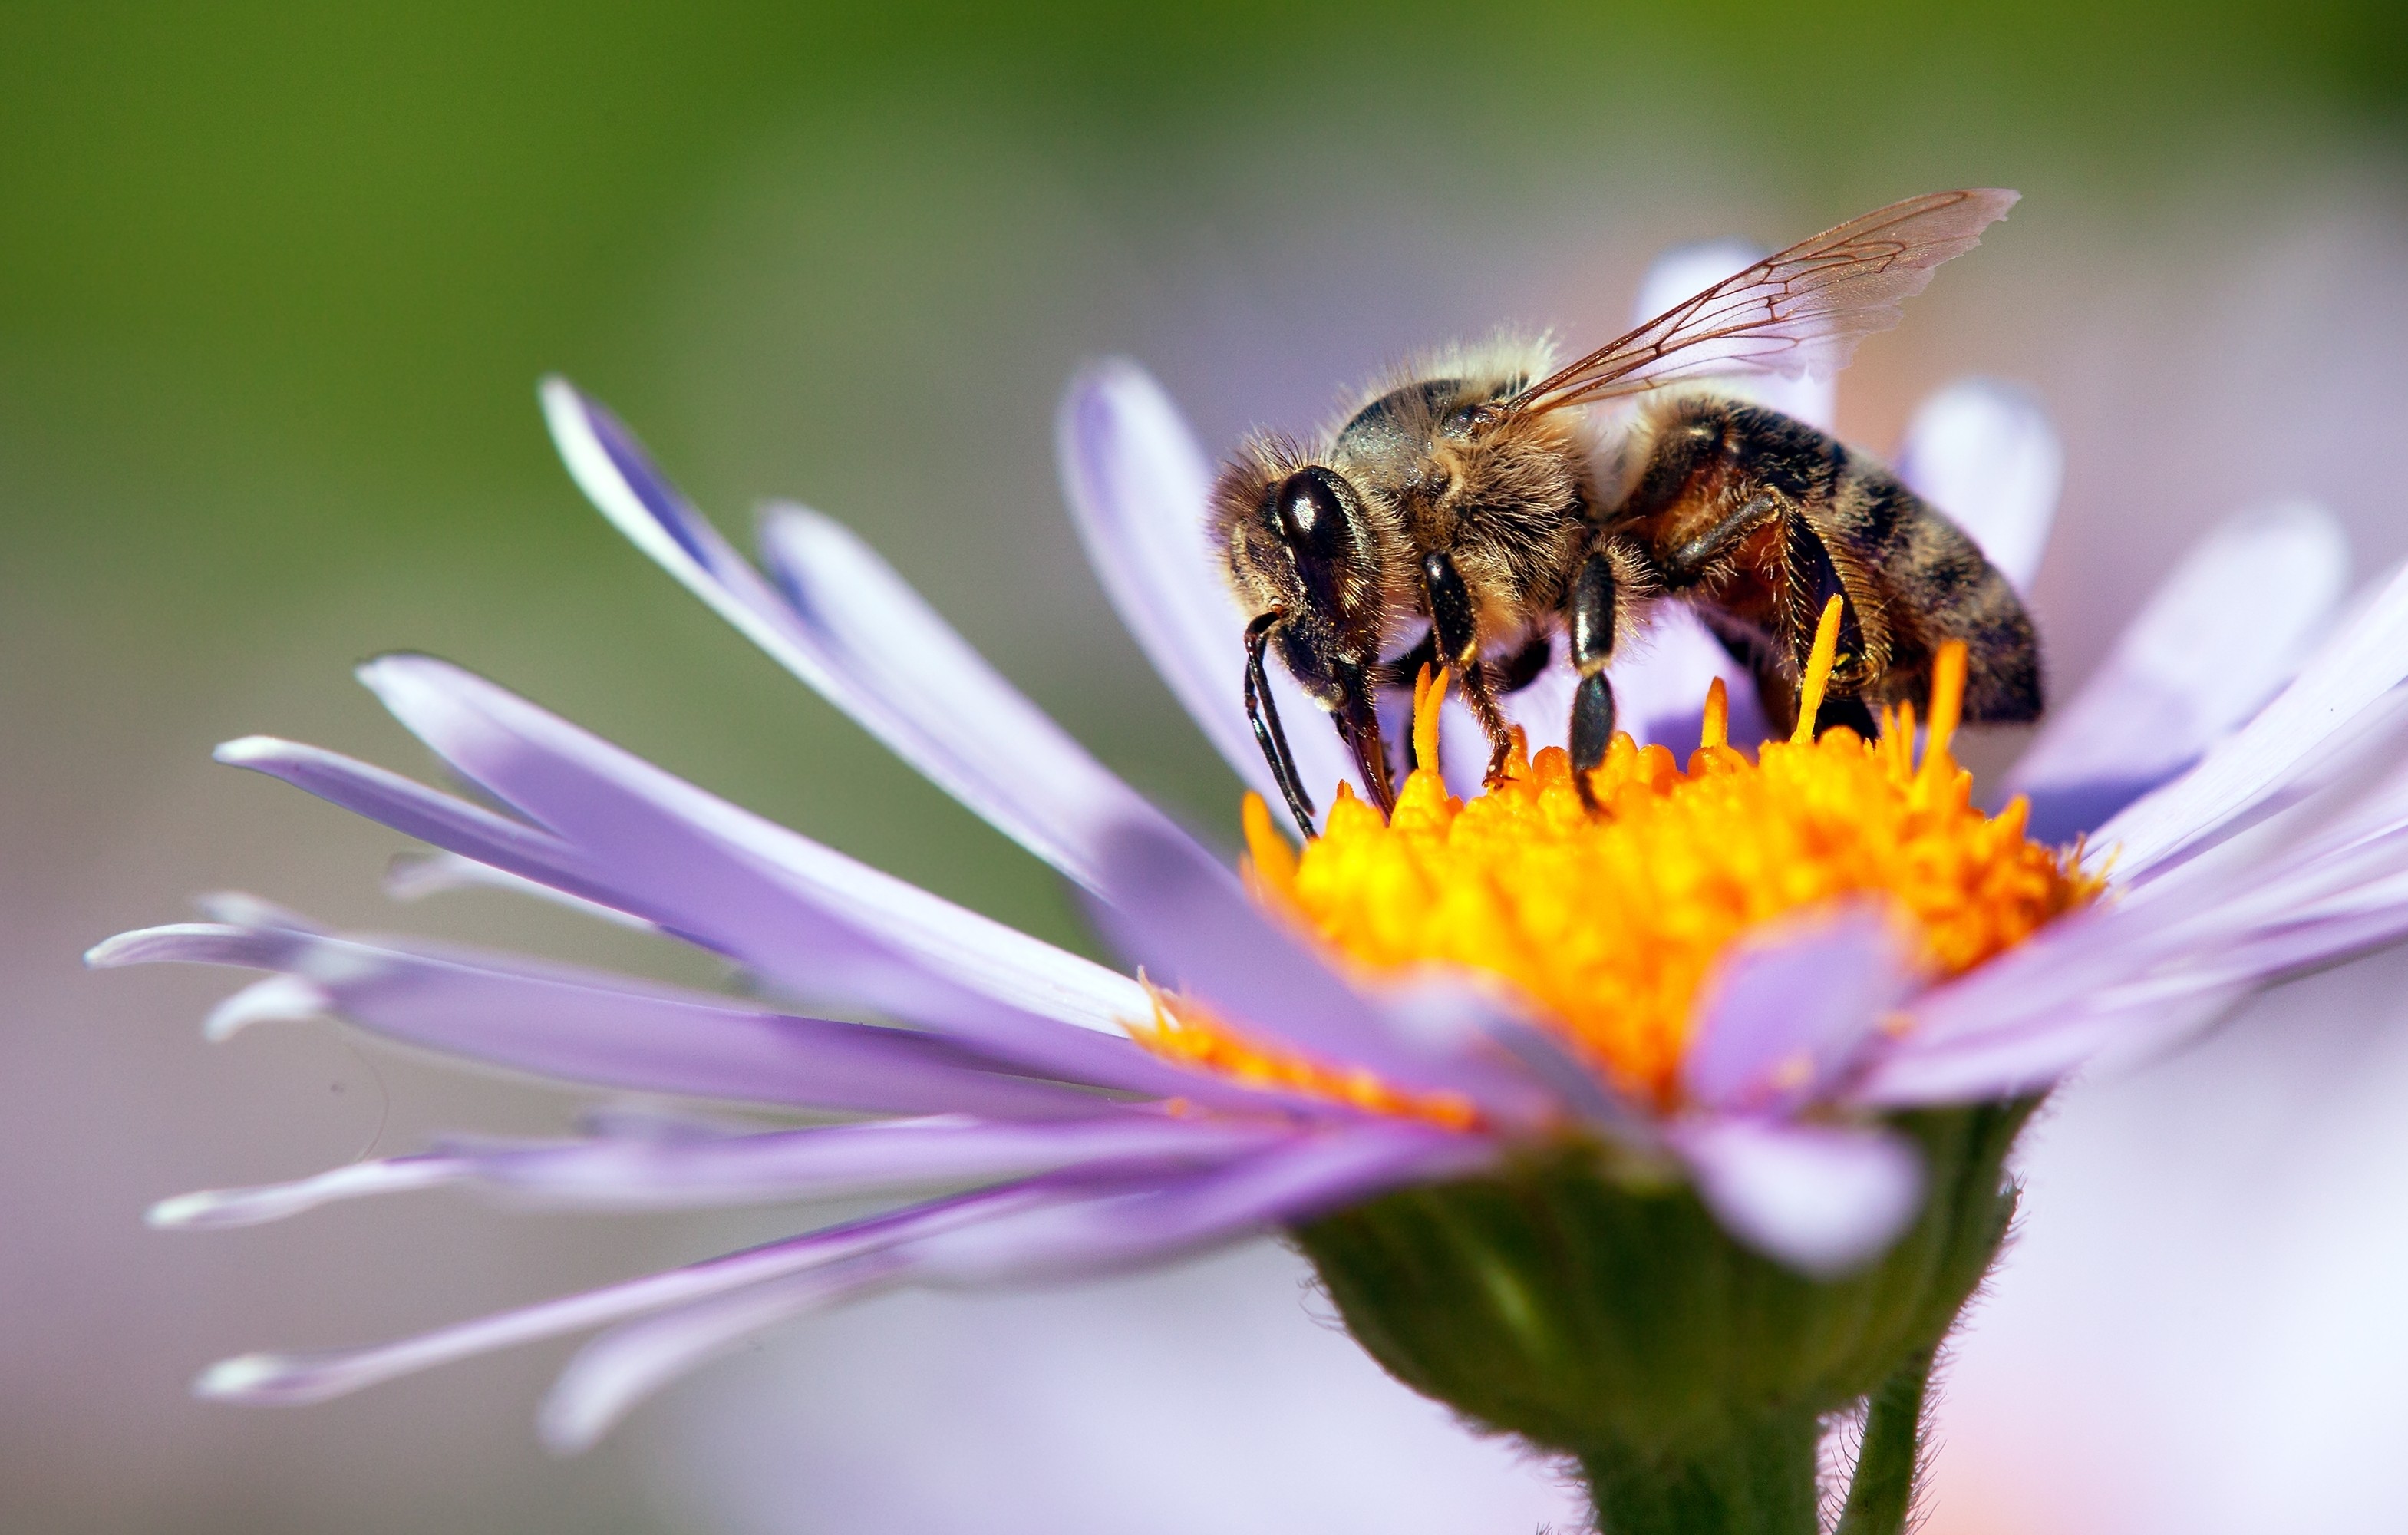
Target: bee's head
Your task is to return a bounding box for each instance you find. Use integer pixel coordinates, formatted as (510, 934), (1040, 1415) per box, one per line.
(1213, 460), (1384, 702)
(1211, 451), (1395, 817)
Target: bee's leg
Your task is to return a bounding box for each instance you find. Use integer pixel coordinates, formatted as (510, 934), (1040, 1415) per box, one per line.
(1420, 550), (1515, 782)
(1567, 546), (1621, 807)
(1781, 510), (1880, 739)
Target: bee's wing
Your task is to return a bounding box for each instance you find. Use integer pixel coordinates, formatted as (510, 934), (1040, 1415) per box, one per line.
(1505, 189), (2018, 417)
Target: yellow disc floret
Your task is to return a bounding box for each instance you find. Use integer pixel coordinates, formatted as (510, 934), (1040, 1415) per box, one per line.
(1150, 599), (2099, 1117)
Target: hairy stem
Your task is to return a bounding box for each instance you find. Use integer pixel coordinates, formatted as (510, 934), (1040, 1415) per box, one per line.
(1834, 1346), (1936, 1535)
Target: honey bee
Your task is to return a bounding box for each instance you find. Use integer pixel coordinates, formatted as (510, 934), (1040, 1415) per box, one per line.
(1214, 189), (2041, 836)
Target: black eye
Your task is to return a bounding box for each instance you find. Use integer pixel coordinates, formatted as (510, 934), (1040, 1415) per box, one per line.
(1272, 468), (1348, 558)
(1267, 467), (1354, 619)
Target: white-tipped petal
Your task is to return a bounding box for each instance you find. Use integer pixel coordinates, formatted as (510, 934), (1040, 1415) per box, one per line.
(1895, 378), (2061, 593)
(538, 1263), (892, 1453)
(150, 1157), (465, 1230)
(202, 975), (330, 1041)
(191, 1187), (1046, 1407)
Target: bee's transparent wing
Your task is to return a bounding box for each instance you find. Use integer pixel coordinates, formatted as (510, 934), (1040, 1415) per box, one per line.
(1505, 189), (2018, 417)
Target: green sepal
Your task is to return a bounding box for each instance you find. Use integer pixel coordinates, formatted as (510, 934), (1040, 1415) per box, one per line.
(1290, 1101), (2032, 1531)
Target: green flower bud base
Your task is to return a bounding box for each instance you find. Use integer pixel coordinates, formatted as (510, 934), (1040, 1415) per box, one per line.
(1290, 1103), (2031, 1535)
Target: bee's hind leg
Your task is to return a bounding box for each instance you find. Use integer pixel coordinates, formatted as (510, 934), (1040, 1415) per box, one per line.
(1420, 550), (1516, 784)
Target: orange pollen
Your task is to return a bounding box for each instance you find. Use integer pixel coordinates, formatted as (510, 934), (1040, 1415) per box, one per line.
(1130, 987), (1482, 1131)
(1136, 599), (2101, 1120)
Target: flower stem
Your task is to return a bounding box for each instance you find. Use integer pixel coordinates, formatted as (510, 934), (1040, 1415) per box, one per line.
(1578, 1413), (1822, 1535)
(1833, 1346), (1935, 1535)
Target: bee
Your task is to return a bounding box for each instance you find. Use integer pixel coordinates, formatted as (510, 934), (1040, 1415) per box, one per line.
(1214, 189), (2041, 836)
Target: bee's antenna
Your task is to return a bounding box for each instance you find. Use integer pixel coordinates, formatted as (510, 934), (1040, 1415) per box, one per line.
(1244, 611), (1320, 839)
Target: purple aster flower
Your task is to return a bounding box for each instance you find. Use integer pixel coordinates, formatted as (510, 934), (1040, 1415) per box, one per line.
(90, 232), (2408, 1528)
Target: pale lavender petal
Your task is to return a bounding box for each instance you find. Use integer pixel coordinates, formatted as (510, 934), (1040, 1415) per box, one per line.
(2095, 554), (2408, 878)
(227, 715), (1147, 1049)
(214, 737), (631, 916)
(87, 921), (1110, 1117)
(384, 850), (658, 932)
(539, 1257), (899, 1453)
(352, 657), (1212, 1095)
(544, 376), (1189, 891)
(1681, 906), (1915, 1115)
(1057, 361), (1362, 829)
(904, 1122), (1499, 1284)
(150, 1117), (1288, 1227)
(1393, 973), (1652, 1141)
(753, 503), (1206, 893)
(1855, 988), (2244, 1106)
(452, 1116), (1291, 1208)
(1860, 766), (2408, 1106)
(541, 1121), (1496, 1450)
(2007, 503), (2348, 842)
(193, 1187), (1050, 1406)
(1087, 817), (1565, 1127)
(1632, 240), (1836, 429)
(149, 1156), (467, 1230)
(1894, 378), (2061, 594)
(1670, 1117), (1925, 1276)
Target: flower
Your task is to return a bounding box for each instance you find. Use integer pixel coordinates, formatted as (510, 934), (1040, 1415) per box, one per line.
(90, 244), (2408, 1519)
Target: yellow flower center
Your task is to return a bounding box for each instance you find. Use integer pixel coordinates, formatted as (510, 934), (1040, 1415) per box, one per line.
(1139, 601), (2099, 1123)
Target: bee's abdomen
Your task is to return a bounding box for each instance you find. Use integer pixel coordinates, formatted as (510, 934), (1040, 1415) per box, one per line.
(1828, 447), (2041, 723)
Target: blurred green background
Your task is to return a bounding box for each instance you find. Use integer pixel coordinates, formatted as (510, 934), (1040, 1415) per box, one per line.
(5, 4), (2404, 1532)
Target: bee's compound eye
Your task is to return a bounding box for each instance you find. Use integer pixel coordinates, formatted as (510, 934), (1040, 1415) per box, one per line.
(1272, 467), (1351, 562)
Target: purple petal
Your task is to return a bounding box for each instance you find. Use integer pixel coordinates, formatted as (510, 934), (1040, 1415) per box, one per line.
(148, 1155), (466, 1230)
(150, 1116), (1290, 1227)
(903, 1121), (1499, 1284)
(384, 850), (658, 932)
(88, 919), (1113, 1117)
(191, 1186), (1051, 1406)
(2007, 503), (2348, 842)
(1681, 905), (1915, 1114)
(351, 655), (1227, 1094)
(226, 718), (1144, 1046)
(1670, 1117), (1925, 1276)
(1056, 361), (1364, 829)
(543, 377), (1195, 893)
(1085, 817), (1565, 1127)
(539, 1258), (896, 1452)
(1894, 378), (2061, 594)
(754, 503), (1209, 894)
(539, 1121), (1493, 1451)
(1864, 763), (2408, 1106)
(2095, 553), (2408, 878)
(215, 737), (632, 916)
(1632, 241), (1836, 429)
(1858, 988), (2244, 1106)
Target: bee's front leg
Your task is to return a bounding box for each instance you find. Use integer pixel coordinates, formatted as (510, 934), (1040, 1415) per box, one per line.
(1420, 550), (1516, 784)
